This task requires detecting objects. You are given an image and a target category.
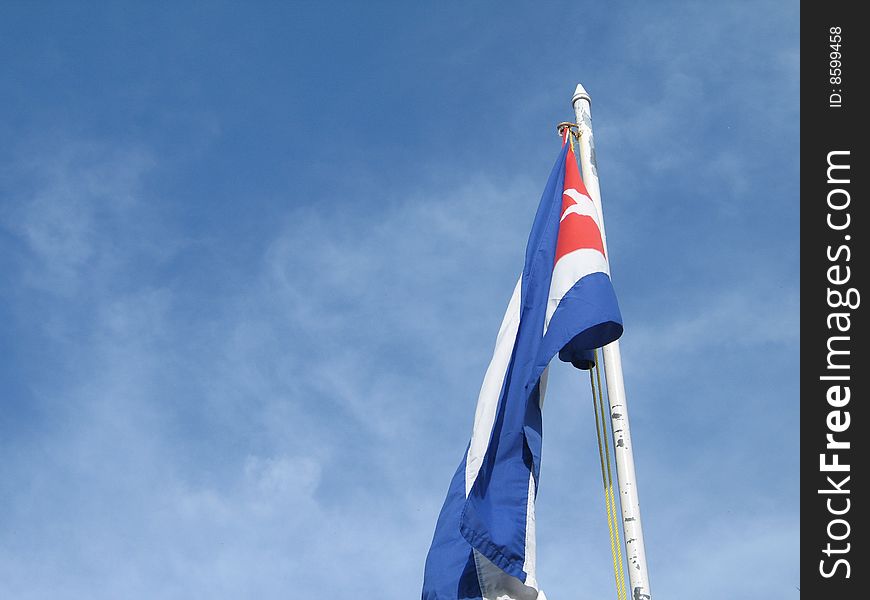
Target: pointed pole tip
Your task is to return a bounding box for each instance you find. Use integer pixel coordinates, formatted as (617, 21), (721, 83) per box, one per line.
(572, 83), (591, 107)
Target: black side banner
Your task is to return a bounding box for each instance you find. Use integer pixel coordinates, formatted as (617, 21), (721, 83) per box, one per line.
(801, 3), (867, 596)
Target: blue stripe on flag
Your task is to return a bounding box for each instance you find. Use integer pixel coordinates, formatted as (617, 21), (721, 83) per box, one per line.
(423, 448), (482, 600)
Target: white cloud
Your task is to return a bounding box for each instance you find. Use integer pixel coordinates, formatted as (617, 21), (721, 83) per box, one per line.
(0, 140), (548, 598)
(3, 142), (157, 296)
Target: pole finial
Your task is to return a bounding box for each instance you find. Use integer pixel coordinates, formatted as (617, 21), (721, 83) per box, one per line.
(572, 83), (591, 107)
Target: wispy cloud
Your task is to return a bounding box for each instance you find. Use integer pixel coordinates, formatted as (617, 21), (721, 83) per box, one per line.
(3, 142), (158, 296)
(0, 139), (552, 597)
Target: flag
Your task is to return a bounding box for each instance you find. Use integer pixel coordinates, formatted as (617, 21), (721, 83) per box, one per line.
(422, 138), (623, 600)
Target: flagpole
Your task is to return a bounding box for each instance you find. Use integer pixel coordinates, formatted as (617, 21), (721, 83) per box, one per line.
(572, 83), (652, 600)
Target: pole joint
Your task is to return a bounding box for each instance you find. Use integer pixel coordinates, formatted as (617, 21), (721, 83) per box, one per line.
(556, 121), (581, 138)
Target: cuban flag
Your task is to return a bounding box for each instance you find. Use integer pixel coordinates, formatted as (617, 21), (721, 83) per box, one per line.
(422, 138), (623, 600)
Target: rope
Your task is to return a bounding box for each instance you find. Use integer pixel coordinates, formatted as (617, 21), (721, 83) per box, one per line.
(588, 368), (622, 598)
(589, 350), (627, 600)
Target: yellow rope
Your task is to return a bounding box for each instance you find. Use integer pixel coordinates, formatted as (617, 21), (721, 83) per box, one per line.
(567, 129), (580, 157)
(589, 360), (626, 600)
(594, 350), (627, 599)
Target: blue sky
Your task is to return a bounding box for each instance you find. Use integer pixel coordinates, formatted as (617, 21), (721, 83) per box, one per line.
(1, 2), (798, 598)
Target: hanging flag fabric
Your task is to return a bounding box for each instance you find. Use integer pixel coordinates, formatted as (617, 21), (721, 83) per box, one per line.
(422, 139), (623, 600)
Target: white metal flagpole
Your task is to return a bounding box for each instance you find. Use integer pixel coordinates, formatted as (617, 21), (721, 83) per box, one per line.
(572, 83), (652, 600)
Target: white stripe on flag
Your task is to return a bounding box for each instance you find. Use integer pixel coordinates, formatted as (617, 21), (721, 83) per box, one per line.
(522, 364), (547, 587)
(544, 248), (609, 333)
(465, 278), (522, 496)
(474, 549), (540, 600)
